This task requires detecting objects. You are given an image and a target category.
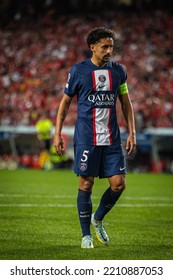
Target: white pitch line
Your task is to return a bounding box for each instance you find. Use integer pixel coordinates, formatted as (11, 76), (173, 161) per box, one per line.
(0, 203), (75, 207)
(0, 203), (173, 208)
(0, 193), (173, 201)
(125, 196), (173, 201)
(0, 194), (76, 198)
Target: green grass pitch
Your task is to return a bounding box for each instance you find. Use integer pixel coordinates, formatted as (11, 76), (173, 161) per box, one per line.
(0, 169), (173, 260)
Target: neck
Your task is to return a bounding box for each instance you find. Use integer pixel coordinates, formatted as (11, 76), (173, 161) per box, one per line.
(91, 57), (106, 67)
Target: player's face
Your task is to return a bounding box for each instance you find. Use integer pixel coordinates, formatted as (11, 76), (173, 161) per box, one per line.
(90, 37), (114, 66)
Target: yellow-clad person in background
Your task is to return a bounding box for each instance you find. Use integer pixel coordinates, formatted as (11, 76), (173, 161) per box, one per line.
(36, 112), (53, 170)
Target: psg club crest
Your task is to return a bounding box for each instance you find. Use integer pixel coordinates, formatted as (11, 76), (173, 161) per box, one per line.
(80, 163), (87, 171)
(98, 75), (106, 83)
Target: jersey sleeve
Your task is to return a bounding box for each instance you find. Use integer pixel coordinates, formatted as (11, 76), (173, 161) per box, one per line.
(64, 65), (78, 97)
(117, 64), (129, 95)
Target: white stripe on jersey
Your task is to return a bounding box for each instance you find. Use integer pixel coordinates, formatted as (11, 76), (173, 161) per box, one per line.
(93, 108), (112, 145)
(93, 70), (112, 91)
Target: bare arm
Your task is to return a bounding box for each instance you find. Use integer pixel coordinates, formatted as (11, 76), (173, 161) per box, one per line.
(118, 93), (136, 155)
(53, 94), (73, 155)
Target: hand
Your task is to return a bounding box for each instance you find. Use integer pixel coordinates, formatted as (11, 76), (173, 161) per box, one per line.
(53, 134), (64, 156)
(126, 134), (137, 155)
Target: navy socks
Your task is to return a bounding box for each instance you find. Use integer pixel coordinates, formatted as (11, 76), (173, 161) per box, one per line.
(77, 189), (92, 237)
(77, 187), (123, 237)
(94, 187), (123, 221)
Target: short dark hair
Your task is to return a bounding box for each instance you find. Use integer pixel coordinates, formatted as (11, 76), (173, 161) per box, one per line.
(87, 27), (115, 47)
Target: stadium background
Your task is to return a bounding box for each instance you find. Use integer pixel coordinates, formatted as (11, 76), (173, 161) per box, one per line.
(0, 0), (173, 262)
(0, 0), (173, 172)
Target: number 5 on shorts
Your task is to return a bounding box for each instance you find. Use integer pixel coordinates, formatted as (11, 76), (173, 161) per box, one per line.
(81, 150), (89, 162)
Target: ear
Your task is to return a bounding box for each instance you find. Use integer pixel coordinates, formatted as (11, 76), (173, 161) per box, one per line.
(90, 44), (95, 53)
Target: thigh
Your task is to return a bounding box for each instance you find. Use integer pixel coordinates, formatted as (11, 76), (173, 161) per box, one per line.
(74, 145), (102, 177)
(99, 144), (126, 178)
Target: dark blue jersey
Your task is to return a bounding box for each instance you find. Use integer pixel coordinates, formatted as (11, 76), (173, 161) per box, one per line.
(64, 59), (128, 146)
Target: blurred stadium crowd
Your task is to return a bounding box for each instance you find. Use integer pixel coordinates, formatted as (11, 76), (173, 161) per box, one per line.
(0, 1), (173, 132)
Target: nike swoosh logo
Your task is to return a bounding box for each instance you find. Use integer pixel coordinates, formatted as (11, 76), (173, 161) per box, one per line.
(98, 84), (106, 89)
(120, 167), (126, 171)
(80, 211), (89, 214)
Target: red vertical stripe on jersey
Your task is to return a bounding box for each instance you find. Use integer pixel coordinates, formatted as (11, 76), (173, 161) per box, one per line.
(92, 108), (97, 145)
(108, 108), (113, 144)
(108, 70), (112, 91)
(92, 71), (96, 92)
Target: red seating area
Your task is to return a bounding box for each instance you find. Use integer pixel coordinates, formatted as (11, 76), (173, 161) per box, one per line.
(0, 9), (173, 131)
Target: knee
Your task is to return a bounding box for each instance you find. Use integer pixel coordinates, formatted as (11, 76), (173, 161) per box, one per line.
(79, 176), (94, 192)
(110, 177), (126, 192)
(112, 183), (126, 192)
(119, 181), (126, 192)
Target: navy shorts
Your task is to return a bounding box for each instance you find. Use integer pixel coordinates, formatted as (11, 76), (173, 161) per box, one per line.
(74, 144), (126, 178)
